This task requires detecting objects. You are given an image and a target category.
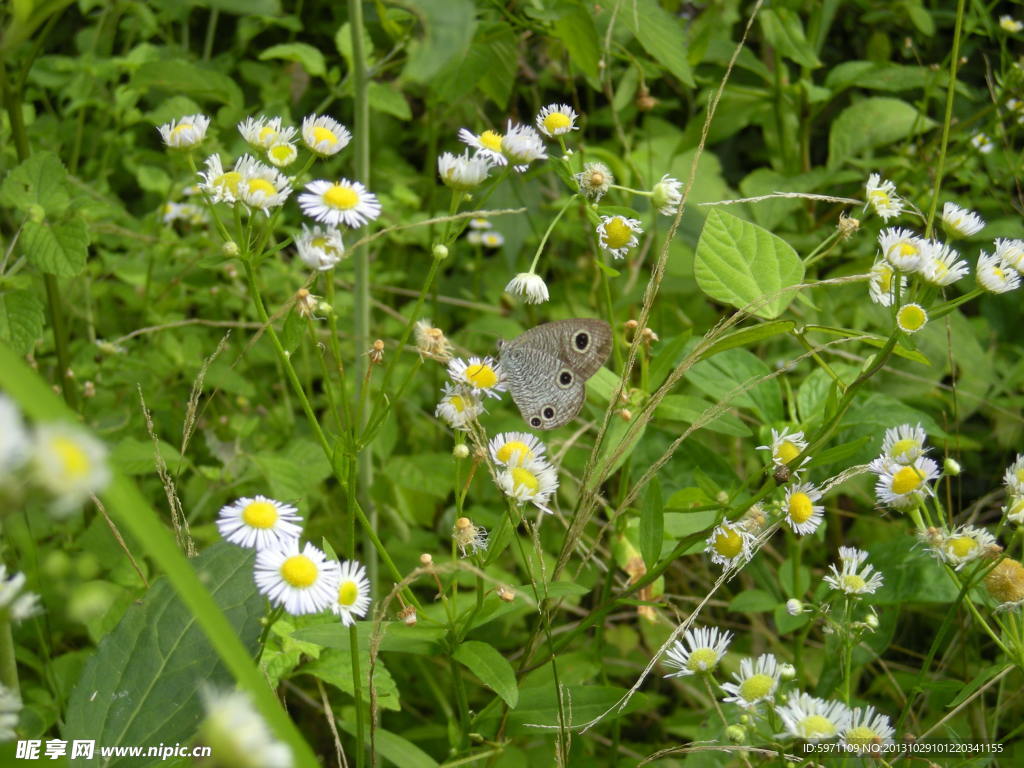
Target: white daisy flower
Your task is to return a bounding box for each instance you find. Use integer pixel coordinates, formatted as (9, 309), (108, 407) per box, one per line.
(481, 231), (504, 248)
(575, 161), (613, 201)
(970, 132), (995, 154)
(504, 272), (549, 304)
(775, 693), (851, 741)
(438, 150), (491, 191)
(926, 524), (997, 570)
(535, 103), (578, 137)
(977, 251), (1021, 293)
(457, 127), (507, 166)
(840, 705), (895, 754)
(435, 383), (484, 430)
(878, 227), (925, 271)
(31, 424), (110, 515)
(299, 179), (381, 228)
(756, 427), (810, 472)
(721, 653), (780, 709)
(1005, 454), (1024, 496)
(597, 215), (642, 259)
(330, 559), (371, 626)
(941, 202), (985, 238)
(266, 141), (298, 168)
(158, 113), (210, 148)
(198, 154), (260, 204)
(488, 431), (547, 467)
(1001, 15), (1024, 32)
(500, 122), (547, 171)
(895, 303), (928, 334)
(199, 687), (294, 768)
(447, 356), (506, 399)
(0, 684), (22, 742)
(301, 114), (351, 156)
(413, 320), (452, 361)
(652, 174), (684, 215)
(0, 395), (30, 481)
(216, 495), (303, 551)
(824, 546), (884, 595)
(865, 173), (903, 220)
(253, 540), (340, 615)
(662, 626), (732, 677)
(1004, 495), (1024, 525)
(238, 116), (296, 149)
(869, 456), (939, 509)
(468, 217), (492, 229)
(497, 457), (559, 514)
(867, 260), (906, 306)
(0, 565), (41, 623)
(783, 482), (824, 535)
(295, 224), (345, 271)
(917, 240), (969, 286)
(162, 201), (208, 226)
(881, 423), (929, 465)
(238, 160), (292, 214)
(705, 521), (755, 569)
(453, 517), (488, 558)
(994, 238), (1024, 271)
(466, 231), (483, 245)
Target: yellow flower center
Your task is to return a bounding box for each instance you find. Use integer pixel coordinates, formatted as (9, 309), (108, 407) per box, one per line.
(993, 266), (1006, 280)
(799, 715), (837, 739)
(479, 130), (503, 152)
(713, 527), (743, 558)
(543, 112), (571, 133)
(932, 260), (949, 277)
(464, 364), (498, 389)
(897, 305), (926, 331)
(258, 126), (278, 144)
(214, 171), (242, 195)
(688, 647), (719, 672)
(888, 241), (919, 261)
(511, 467), (540, 493)
(338, 580), (359, 606)
(280, 555), (318, 588)
(841, 574), (866, 592)
(844, 726), (879, 746)
(890, 438), (919, 462)
(891, 465), (925, 495)
(242, 501), (278, 529)
(947, 536), (978, 559)
(497, 440), (534, 465)
(777, 439), (801, 466)
(325, 185), (359, 210)
(870, 190), (890, 205)
(171, 123), (194, 137)
(52, 437), (90, 480)
(738, 673), (773, 702)
(449, 395), (467, 413)
(603, 217), (633, 250)
(246, 178), (276, 197)
(878, 266), (894, 291)
(1017, 468), (1024, 484)
(312, 126), (338, 146)
(269, 144), (295, 164)
(788, 492), (814, 524)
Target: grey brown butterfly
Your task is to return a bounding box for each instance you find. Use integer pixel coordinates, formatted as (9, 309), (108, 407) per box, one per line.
(498, 318), (612, 430)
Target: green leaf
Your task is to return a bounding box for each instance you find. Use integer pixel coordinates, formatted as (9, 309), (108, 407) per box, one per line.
(824, 61), (947, 94)
(63, 545), (264, 766)
(252, 454), (310, 502)
(453, 640), (519, 708)
(729, 589), (776, 612)
(0, 151), (70, 215)
(828, 97), (936, 168)
(368, 81), (412, 120)
(292, 621), (446, 656)
(552, 3), (600, 83)
(694, 209), (804, 319)
(0, 288), (44, 355)
(759, 9), (821, 68)
(110, 437), (184, 476)
(301, 647), (401, 711)
(654, 395), (751, 437)
(131, 60), (244, 108)
(639, 478), (663, 569)
(697, 320), (797, 362)
(259, 42), (326, 77)
(335, 720), (439, 768)
(663, 510), (718, 539)
(21, 215), (89, 276)
(396, 0), (476, 83)
(193, 0), (280, 14)
(685, 346), (783, 423)
(622, 0), (695, 87)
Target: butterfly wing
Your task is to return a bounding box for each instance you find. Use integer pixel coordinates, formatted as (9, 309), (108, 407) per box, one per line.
(499, 344), (587, 430)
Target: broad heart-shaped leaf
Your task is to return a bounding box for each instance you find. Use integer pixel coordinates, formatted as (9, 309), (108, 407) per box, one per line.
(21, 215), (89, 276)
(0, 151), (70, 215)
(0, 288), (45, 354)
(694, 209), (804, 319)
(828, 97), (936, 167)
(453, 641), (519, 708)
(396, 0), (476, 83)
(63, 544), (264, 767)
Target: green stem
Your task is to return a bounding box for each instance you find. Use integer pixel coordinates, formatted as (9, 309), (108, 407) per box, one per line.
(349, 622), (365, 768)
(527, 195), (576, 273)
(0, 617), (19, 694)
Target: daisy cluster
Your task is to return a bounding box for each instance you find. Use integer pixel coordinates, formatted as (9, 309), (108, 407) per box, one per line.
(156, 111), (382, 271)
(863, 175), (1021, 334)
(868, 423), (939, 510)
(0, 394), (110, 516)
(660, 628), (895, 753)
(216, 495), (370, 625)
